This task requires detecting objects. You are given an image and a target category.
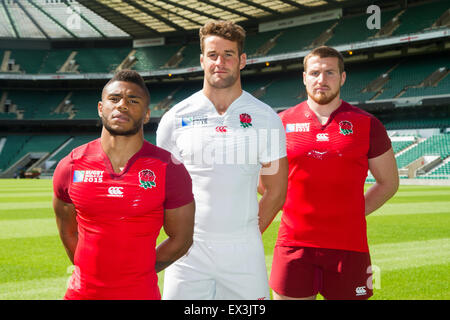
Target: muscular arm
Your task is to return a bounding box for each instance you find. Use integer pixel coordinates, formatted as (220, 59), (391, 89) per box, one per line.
(257, 157), (288, 233)
(365, 147), (399, 216)
(53, 195), (78, 264)
(155, 200), (195, 273)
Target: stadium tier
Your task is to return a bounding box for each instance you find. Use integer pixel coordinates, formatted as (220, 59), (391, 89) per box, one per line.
(392, 140), (416, 154)
(392, 0), (450, 36)
(394, 134), (450, 169)
(1, 51), (449, 120)
(0, 0), (449, 183)
(375, 55), (450, 100)
(426, 160), (450, 177)
(326, 9), (401, 46)
(0, 134), (70, 174)
(1, 1), (448, 75)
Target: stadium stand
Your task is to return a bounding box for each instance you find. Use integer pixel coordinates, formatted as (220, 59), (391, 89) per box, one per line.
(375, 54), (450, 100)
(0, 0), (449, 182)
(326, 9), (401, 46)
(392, 0), (450, 36)
(395, 134), (450, 169)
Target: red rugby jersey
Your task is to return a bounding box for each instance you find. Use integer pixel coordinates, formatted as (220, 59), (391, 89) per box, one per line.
(277, 101), (391, 252)
(53, 139), (193, 300)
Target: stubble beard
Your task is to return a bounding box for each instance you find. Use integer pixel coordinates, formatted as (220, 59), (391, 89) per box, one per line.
(101, 114), (143, 136)
(308, 87), (341, 105)
(206, 63), (240, 89)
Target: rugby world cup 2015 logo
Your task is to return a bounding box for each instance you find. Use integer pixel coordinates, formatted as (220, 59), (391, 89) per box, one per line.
(139, 169), (156, 189)
(239, 113), (252, 128)
(339, 120), (353, 135)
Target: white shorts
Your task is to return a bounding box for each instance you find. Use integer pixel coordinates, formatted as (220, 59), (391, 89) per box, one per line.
(162, 233), (270, 300)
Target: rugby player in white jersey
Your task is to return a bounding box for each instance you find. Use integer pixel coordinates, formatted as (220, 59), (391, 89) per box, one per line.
(156, 20), (288, 300)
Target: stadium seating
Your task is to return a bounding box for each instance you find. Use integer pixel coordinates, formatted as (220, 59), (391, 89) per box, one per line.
(174, 43), (201, 69)
(375, 54), (450, 100)
(5, 49), (48, 74)
(257, 75), (305, 109)
(45, 134), (98, 170)
(70, 90), (101, 119)
(385, 118), (450, 130)
(393, 0), (450, 36)
(5, 90), (69, 120)
(326, 9), (400, 46)
(395, 134), (450, 169)
(392, 140), (416, 154)
(75, 48), (131, 74)
(0, 134), (70, 172)
(133, 45), (182, 71)
(39, 49), (75, 74)
(270, 20), (338, 54)
(0, 135), (30, 172)
(427, 160), (450, 177)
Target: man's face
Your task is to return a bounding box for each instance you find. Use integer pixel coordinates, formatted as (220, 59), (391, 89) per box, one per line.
(200, 35), (246, 89)
(303, 56), (346, 105)
(98, 81), (150, 136)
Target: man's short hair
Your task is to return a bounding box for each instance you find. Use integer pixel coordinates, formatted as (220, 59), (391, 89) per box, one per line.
(303, 46), (345, 74)
(199, 20), (246, 56)
(103, 69), (150, 106)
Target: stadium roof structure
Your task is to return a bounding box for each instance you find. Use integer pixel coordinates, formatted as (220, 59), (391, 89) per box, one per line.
(0, 0), (388, 40)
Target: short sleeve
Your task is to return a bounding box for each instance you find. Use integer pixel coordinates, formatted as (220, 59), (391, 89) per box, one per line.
(156, 110), (182, 162)
(368, 116), (392, 158)
(164, 159), (194, 209)
(259, 109), (287, 164)
(53, 155), (73, 204)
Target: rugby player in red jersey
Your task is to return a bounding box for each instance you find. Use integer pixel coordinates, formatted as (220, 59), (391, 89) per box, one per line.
(268, 46), (399, 300)
(52, 70), (195, 300)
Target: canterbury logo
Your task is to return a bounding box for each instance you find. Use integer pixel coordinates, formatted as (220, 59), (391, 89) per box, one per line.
(107, 186), (124, 197)
(215, 126), (228, 133)
(355, 286), (367, 296)
(316, 133), (329, 141)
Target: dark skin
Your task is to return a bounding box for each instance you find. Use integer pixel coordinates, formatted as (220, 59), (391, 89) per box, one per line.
(53, 80), (195, 272)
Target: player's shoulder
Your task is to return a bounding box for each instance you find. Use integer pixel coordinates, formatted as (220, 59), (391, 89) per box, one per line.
(278, 101), (306, 120)
(339, 100), (385, 127)
(241, 91), (273, 112)
(240, 91), (281, 120)
(66, 138), (101, 161)
(340, 100), (376, 119)
(140, 140), (175, 165)
(54, 139), (99, 173)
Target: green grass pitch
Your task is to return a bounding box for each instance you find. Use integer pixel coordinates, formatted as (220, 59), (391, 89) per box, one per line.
(0, 179), (448, 300)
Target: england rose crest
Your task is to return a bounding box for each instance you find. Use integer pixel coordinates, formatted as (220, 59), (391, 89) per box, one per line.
(139, 169), (156, 189)
(239, 113), (252, 128)
(339, 120), (353, 135)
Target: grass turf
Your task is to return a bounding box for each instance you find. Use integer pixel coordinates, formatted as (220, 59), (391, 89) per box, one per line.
(0, 179), (448, 299)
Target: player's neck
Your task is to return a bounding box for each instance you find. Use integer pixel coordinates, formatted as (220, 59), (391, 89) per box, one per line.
(306, 96), (342, 125)
(203, 82), (243, 115)
(100, 129), (144, 173)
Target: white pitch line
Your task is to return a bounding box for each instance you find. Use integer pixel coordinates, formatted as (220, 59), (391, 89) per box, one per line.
(0, 202), (52, 211)
(0, 218), (57, 239)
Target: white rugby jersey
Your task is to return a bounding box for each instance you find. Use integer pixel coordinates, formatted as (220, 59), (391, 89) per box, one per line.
(157, 90), (286, 240)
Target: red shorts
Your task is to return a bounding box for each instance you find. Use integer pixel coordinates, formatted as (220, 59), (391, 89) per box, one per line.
(269, 246), (373, 300)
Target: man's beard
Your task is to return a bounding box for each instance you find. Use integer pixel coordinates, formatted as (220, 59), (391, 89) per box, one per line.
(101, 114), (143, 136)
(206, 66), (240, 89)
(308, 87), (340, 105)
